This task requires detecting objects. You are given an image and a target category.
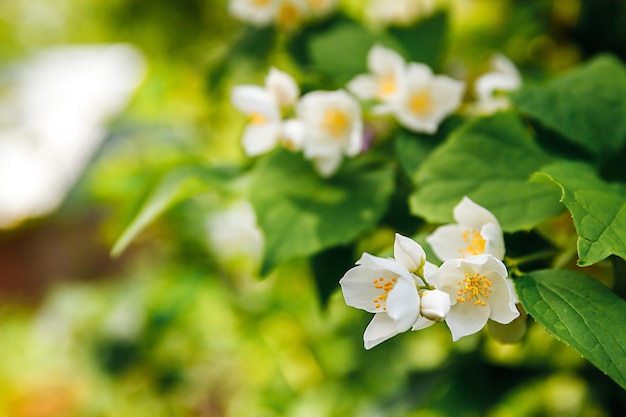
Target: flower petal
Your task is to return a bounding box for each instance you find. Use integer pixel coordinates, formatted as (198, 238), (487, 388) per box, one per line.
(363, 313), (401, 349)
(312, 153), (343, 177)
(411, 315), (435, 331)
(231, 85), (280, 119)
(481, 222), (505, 259)
(347, 74), (378, 100)
(453, 196), (499, 230)
(426, 224), (469, 262)
(265, 67), (299, 108)
(368, 44), (406, 76)
(487, 275), (519, 325)
(445, 297), (491, 341)
(385, 277), (420, 330)
(393, 233), (426, 273)
(241, 122), (281, 156)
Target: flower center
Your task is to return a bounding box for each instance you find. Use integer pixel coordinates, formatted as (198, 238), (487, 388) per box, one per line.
(458, 229), (486, 257)
(277, 3), (300, 28)
(456, 272), (492, 306)
(371, 276), (397, 311)
(248, 112), (267, 125)
(408, 90), (432, 116)
(321, 108), (350, 139)
(377, 73), (396, 98)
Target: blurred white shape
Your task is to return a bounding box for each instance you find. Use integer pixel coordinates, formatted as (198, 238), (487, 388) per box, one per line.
(366, 0), (435, 27)
(206, 200), (264, 261)
(0, 44), (145, 228)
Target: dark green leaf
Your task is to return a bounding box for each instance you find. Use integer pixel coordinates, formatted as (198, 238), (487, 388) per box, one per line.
(409, 112), (563, 231)
(249, 150), (395, 276)
(512, 54), (626, 156)
(516, 270), (626, 389)
(535, 161), (626, 266)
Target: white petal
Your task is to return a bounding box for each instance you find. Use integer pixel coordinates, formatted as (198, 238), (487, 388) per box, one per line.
(312, 153), (342, 177)
(265, 67), (299, 108)
(385, 277), (420, 330)
(453, 196), (499, 230)
(241, 122), (281, 156)
(368, 44), (406, 76)
(347, 74), (378, 100)
(363, 313), (402, 349)
(430, 76), (465, 117)
(281, 119), (305, 150)
(411, 315), (436, 331)
(393, 233), (425, 273)
(426, 224), (469, 262)
(428, 258), (464, 304)
(229, 0), (278, 26)
(446, 298), (491, 341)
(482, 222), (505, 259)
(340, 253), (413, 313)
(231, 85), (280, 119)
(487, 274), (519, 325)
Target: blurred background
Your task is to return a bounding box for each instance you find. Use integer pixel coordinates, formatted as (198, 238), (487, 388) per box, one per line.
(1, 0), (625, 416)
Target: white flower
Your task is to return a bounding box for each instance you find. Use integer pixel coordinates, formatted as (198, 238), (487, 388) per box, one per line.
(388, 63), (465, 134)
(231, 68), (300, 156)
(229, 0), (279, 27)
(340, 253), (421, 349)
(474, 53), (521, 113)
(426, 196), (505, 261)
(430, 254), (519, 341)
(347, 44), (407, 103)
(205, 200), (264, 261)
(294, 90), (363, 177)
(231, 85), (282, 156)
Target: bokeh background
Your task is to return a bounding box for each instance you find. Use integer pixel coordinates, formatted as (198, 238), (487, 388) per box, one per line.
(1, 0), (625, 416)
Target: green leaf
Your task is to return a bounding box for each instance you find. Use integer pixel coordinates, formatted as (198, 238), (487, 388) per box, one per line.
(111, 164), (236, 257)
(409, 112), (563, 231)
(535, 161), (626, 266)
(307, 20), (398, 85)
(516, 270), (626, 390)
(249, 150), (395, 276)
(512, 54), (626, 156)
(387, 11), (449, 70)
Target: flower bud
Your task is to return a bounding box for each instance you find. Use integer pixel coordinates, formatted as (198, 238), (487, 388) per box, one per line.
(420, 290), (451, 322)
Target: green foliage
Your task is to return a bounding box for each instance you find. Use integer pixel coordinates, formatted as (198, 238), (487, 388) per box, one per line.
(112, 164), (238, 256)
(512, 55), (626, 157)
(409, 112), (564, 231)
(516, 269), (626, 390)
(249, 149), (395, 275)
(537, 161), (626, 266)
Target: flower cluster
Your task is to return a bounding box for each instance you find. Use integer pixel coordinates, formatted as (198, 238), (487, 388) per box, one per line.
(229, 0), (337, 30)
(340, 197), (521, 349)
(231, 44), (467, 177)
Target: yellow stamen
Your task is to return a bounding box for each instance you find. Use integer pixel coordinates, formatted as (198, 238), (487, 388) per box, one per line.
(456, 272), (492, 306)
(458, 230), (487, 257)
(408, 90), (432, 116)
(321, 108), (349, 139)
(249, 112), (267, 125)
(377, 73), (396, 98)
(372, 276), (397, 311)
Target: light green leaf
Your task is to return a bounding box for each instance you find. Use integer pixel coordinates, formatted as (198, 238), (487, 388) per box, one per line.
(516, 270), (626, 390)
(409, 112), (563, 231)
(111, 165), (235, 257)
(512, 54), (626, 155)
(249, 150), (395, 276)
(535, 161), (626, 266)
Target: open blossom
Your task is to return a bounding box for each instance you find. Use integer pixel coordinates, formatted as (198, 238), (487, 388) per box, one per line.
(340, 234), (430, 349)
(231, 68), (299, 156)
(366, 0), (435, 27)
(429, 254), (519, 341)
(474, 53), (521, 113)
(229, 0), (335, 28)
(388, 63), (465, 134)
(347, 44), (407, 103)
(229, 0), (279, 27)
(289, 90), (363, 177)
(427, 196), (505, 262)
(340, 253), (421, 349)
